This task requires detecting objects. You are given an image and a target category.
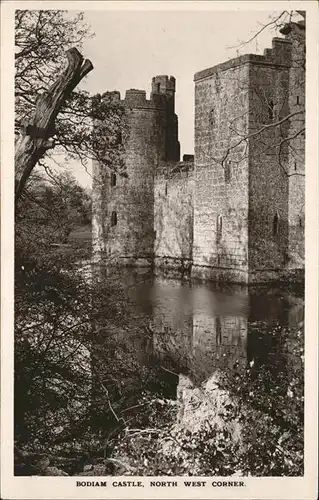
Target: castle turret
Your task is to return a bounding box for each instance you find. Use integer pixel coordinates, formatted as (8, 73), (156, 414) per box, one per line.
(151, 75), (176, 113)
(151, 75), (180, 162)
(92, 76), (181, 267)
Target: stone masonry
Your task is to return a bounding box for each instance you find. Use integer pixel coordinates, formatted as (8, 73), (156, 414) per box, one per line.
(92, 20), (305, 284)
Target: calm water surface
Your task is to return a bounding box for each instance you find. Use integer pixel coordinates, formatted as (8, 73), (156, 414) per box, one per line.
(111, 269), (304, 389)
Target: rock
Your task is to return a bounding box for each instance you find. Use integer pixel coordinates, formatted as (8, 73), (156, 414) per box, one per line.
(35, 456), (50, 472)
(162, 371), (243, 459)
(43, 466), (68, 476)
(83, 464), (93, 472)
(78, 458), (131, 476)
(78, 464), (110, 476)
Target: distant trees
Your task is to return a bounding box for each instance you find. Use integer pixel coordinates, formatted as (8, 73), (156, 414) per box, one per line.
(16, 171), (91, 245)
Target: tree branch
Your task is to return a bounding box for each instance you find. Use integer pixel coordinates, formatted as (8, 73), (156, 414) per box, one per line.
(15, 47), (93, 204)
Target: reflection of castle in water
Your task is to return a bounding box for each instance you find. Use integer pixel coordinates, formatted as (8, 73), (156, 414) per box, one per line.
(151, 280), (249, 382)
(137, 275), (304, 384)
(93, 266), (303, 389)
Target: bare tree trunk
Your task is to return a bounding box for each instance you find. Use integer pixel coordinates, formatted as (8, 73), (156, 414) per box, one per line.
(15, 48), (93, 204)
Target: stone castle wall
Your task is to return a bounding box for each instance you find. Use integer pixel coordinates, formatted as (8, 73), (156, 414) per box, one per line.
(248, 39), (292, 281)
(192, 62), (250, 282)
(154, 161), (194, 271)
(247, 29), (305, 280)
(93, 90), (163, 266)
(192, 27), (305, 283)
(92, 22), (305, 283)
(285, 22), (305, 269)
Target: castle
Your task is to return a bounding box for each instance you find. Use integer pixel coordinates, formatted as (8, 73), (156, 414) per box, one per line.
(92, 20), (305, 284)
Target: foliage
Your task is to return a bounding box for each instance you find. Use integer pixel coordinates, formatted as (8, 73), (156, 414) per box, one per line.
(110, 323), (304, 477)
(14, 228), (169, 474)
(16, 171), (91, 244)
(15, 10), (127, 188)
(15, 10), (92, 106)
(15, 227), (304, 477)
(15, 236), (91, 450)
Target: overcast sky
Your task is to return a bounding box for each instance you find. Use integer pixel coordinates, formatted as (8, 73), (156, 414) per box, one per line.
(63, 9), (294, 187)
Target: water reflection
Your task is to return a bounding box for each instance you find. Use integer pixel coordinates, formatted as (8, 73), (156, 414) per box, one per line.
(114, 270), (303, 387)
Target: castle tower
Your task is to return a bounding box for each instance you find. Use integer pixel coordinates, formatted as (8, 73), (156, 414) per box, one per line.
(280, 20), (305, 269)
(151, 75), (180, 162)
(92, 76), (180, 267)
(192, 22), (305, 283)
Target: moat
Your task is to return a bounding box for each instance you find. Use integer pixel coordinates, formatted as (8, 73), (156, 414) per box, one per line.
(99, 268), (304, 391)
(93, 268), (304, 476)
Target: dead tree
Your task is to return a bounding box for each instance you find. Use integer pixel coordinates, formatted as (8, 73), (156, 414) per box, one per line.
(15, 48), (93, 203)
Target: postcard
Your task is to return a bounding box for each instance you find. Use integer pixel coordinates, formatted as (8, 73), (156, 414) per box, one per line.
(1, 1), (318, 499)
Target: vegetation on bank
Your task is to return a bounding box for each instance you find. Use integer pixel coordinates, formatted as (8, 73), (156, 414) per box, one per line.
(14, 161), (304, 479)
(110, 322), (303, 477)
(15, 221), (304, 476)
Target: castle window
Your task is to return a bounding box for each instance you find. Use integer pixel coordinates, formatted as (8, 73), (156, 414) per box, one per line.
(165, 182), (168, 196)
(110, 172), (117, 187)
(209, 108), (215, 126)
(296, 95), (300, 105)
(268, 100), (274, 120)
(216, 316), (222, 344)
(216, 215), (223, 243)
(272, 212), (279, 236)
(294, 162), (297, 171)
(111, 211), (117, 227)
(299, 216), (303, 228)
(156, 83), (161, 92)
(283, 252), (289, 266)
(224, 161), (232, 184)
(116, 131), (122, 145)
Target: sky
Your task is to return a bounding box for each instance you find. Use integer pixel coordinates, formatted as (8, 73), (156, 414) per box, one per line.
(63, 9), (293, 187)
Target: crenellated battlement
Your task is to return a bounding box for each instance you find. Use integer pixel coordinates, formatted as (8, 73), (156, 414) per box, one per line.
(122, 75), (177, 110)
(194, 36), (292, 82)
(100, 91), (121, 103)
(124, 89), (154, 108)
(266, 37), (292, 65)
(99, 84), (171, 111)
(98, 75), (179, 115)
(97, 75), (179, 164)
(151, 75), (176, 94)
